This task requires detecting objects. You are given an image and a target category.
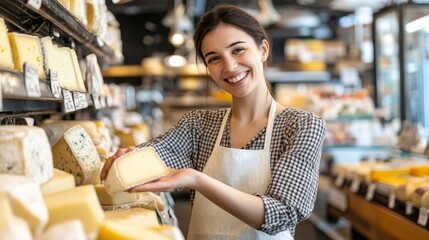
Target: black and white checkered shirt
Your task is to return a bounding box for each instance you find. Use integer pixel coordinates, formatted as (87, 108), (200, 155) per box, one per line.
(138, 107), (326, 236)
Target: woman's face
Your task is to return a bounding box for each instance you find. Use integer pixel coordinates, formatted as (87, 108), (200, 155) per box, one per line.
(201, 23), (269, 98)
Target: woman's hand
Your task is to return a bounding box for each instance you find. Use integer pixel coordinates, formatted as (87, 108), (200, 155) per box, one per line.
(128, 168), (200, 193)
(100, 146), (136, 181)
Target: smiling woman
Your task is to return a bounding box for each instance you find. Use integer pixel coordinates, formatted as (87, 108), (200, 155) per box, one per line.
(101, 4), (326, 240)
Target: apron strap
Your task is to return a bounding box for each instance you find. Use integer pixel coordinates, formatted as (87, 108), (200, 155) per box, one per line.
(264, 99), (277, 155)
(214, 108), (230, 147)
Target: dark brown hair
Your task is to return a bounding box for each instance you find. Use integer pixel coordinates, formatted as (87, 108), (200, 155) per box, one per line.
(193, 5), (273, 93)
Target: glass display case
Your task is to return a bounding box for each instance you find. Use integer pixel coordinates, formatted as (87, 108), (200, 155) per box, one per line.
(373, 3), (429, 128)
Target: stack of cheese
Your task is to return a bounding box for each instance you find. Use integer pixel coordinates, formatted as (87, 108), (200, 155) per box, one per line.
(0, 18), (14, 70)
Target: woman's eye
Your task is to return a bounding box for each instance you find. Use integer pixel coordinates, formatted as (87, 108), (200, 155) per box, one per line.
(233, 48), (245, 54)
(207, 57), (219, 64)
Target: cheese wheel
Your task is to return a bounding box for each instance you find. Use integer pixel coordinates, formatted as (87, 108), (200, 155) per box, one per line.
(104, 147), (168, 195)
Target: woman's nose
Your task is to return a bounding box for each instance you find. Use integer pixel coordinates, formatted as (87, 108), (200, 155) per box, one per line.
(223, 56), (238, 72)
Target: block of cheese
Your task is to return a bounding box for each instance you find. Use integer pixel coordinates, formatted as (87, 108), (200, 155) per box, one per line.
(0, 125), (54, 185)
(410, 164), (429, 176)
(69, 0), (87, 26)
(43, 185), (105, 238)
(370, 166), (410, 182)
(36, 220), (86, 240)
(42, 120), (102, 146)
(51, 125), (102, 185)
(97, 221), (169, 240)
(411, 185), (429, 208)
(148, 225), (186, 240)
(85, 0), (100, 34)
(0, 18), (14, 69)
(0, 174), (48, 236)
(8, 32), (46, 79)
(104, 208), (159, 227)
(95, 184), (139, 205)
(40, 168), (76, 196)
(69, 47), (86, 91)
(58, 0), (70, 10)
(0, 193), (32, 240)
(116, 128), (147, 148)
(40, 36), (57, 78)
(104, 147), (168, 195)
(55, 46), (86, 92)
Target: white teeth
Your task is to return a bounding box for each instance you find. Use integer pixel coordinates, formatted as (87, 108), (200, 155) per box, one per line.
(226, 72), (246, 83)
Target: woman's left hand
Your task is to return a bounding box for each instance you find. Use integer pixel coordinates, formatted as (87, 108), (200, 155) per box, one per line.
(128, 168), (199, 193)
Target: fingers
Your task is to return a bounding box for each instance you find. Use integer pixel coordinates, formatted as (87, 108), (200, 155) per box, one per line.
(100, 146), (137, 180)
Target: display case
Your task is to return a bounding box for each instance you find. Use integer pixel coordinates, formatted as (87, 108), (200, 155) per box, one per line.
(373, 3), (429, 128)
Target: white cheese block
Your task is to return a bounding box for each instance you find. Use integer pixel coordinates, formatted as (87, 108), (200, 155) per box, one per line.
(43, 185), (105, 238)
(51, 125), (101, 185)
(42, 120), (102, 146)
(98, 221), (169, 240)
(40, 168), (76, 196)
(69, 48), (86, 91)
(0, 18), (14, 69)
(0, 125), (54, 185)
(8, 32), (46, 79)
(104, 208), (160, 227)
(36, 220), (86, 240)
(55, 46), (86, 92)
(0, 193), (33, 240)
(69, 0), (87, 26)
(0, 174), (49, 236)
(104, 147), (168, 195)
(411, 185), (429, 208)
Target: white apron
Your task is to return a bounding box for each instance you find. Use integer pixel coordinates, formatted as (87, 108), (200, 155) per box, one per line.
(188, 100), (293, 240)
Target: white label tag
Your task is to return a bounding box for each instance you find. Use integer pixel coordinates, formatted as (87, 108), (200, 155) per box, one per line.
(62, 90), (75, 113)
(92, 95), (101, 109)
(100, 96), (106, 108)
(73, 92), (88, 110)
(0, 74), (3, 111)
(418, 207), (428, 226)
(350, 177), (361, 193)
(406, 202), (413, 215)
(328, 187), (348, 212)
(365, 184), (376, 201)
(24, 63), (41, 97)
(335, 174), (345, 187)
(49, 70), (61, 98)
(27, 0), (41, 10)
(388, 193), (396, 209)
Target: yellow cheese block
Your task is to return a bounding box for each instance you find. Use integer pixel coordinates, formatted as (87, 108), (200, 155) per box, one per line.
(40, 168), (76, 196)
(95, 184), (140, 205)
(410, 164), (429, 176)
(0, 18), (14, 69)
(55, 46), (86, 92)
(43, 185), (105, 237)
(0, 193), (32, 240)
(370, 167), (410, 182)
(70, 0), (87, 26)
(104, 208), (159, 227)
(58, 0), (70, 9)
(8, 32), (46, 79)
(104, 147), (169, 195)
(97, 221), (169, 240)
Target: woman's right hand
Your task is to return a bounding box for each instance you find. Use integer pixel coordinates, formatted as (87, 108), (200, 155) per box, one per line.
(100, 146), (136, 181)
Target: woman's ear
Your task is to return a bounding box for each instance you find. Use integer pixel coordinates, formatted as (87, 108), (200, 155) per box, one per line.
(260, 39), (270, 62)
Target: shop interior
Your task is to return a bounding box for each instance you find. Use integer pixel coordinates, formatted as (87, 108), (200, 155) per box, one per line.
(1, 0), (429, 239)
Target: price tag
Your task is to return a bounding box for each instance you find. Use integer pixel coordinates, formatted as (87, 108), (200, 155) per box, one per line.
(49, 70), (61, 99)
(73, 92), (88, 110)
(100, 96), (106, 108)
(24, 63), (41, 97)
(406, 202), (414, 215)
(328, 187), (348, 212)
(27, 0), (41, 10)
(388, 193), (396, 209)
(92, 95), (102, 109)
(365, 184), (376, 201)
(62, 90), (75, 113)
(335, 174), (345, 187)
(418, 207), (428, 226)
(350, 177), (361, 193)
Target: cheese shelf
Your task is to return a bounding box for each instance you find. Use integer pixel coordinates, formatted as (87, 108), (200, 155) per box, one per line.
(0, 0), (122, 65)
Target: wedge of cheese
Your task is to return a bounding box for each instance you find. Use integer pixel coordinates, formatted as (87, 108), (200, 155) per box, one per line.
(95, 184), (139, 205)
(55, 46), (86, 92)
(0, 18), (14, 69)
(97, 221), (169, 240)
(8, 32), (46, 79)
(104, 208), (159, 227)
(43, 185), (105, 238)
(36, 220), (86, 240)
(104, 147), (168, 195)
(0, 193), (32, 240)
(0, 174), (48, 236)
(51, 125), (101, 185)
(0, 125), (54, 185)
(40, 168), (76, 196)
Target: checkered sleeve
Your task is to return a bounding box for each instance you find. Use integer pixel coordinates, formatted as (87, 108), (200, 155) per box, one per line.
(259, 111), (326, 236)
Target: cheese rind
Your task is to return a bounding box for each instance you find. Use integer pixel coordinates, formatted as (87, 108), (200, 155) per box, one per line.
(43, 185), (105, 236)
(8, 32), (46, 79)
(0, 125), (54, 185)
(104, 147), (168, 195)
(0, 18), (14, 69)
(51, 125), (101, 185)
(40, 168), (76, 196)
(0, 174), (48, 236)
